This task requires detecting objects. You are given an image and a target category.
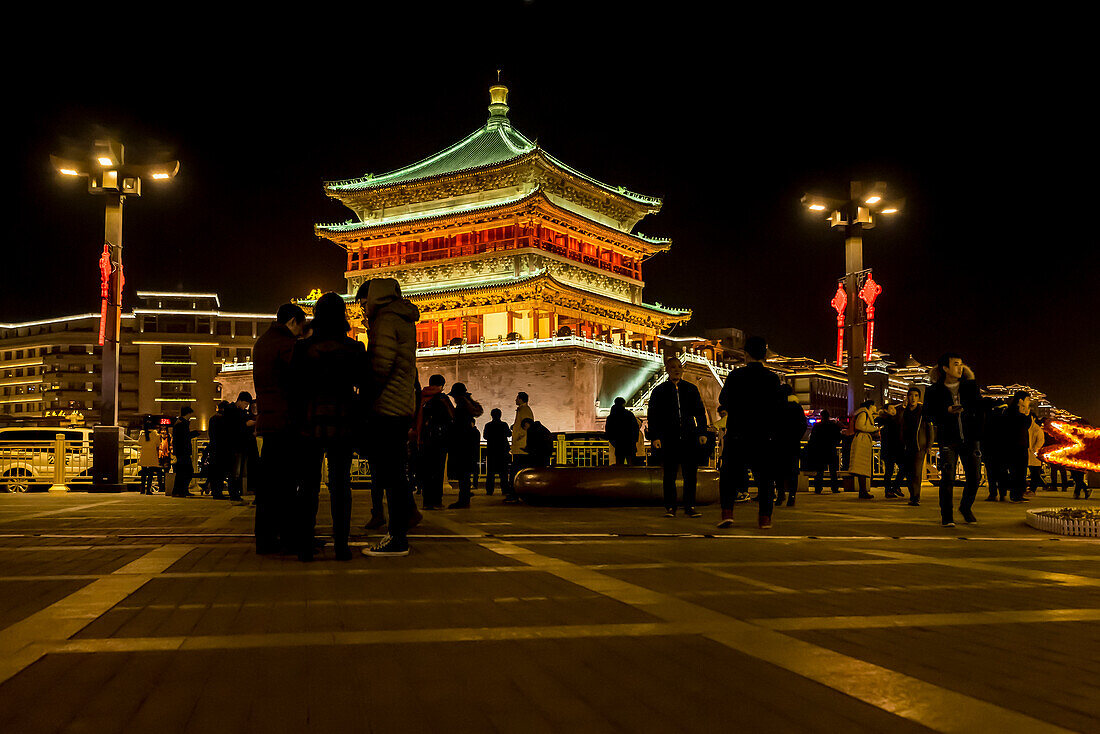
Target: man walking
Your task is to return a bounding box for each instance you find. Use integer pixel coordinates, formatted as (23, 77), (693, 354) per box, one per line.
(894, 387), (934, 506)
(923, 353), (983, 527)
(359, 278), (420, 557)
(717, 336), (780, 528)
(648, 356), (709, 518)
(252, 303), (306, 554)
(171, 406), (199, 497)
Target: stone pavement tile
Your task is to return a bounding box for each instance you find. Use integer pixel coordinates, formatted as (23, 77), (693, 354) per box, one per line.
(1001, 559), (1100, 579)
(0, 547), (151, 576)
(0, 579), (89, 629)
(162, 540), (525, 574)
(508, 539), (881, 568)
(597, 566), (768, 596)
(789, 622), (1100, 733)
(892, 540), (1100, 559)
(0, 635), (934, 733)
(72, 571), (658, 639)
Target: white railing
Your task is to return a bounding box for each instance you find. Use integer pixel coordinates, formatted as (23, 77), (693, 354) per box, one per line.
(416, 334), (666, 362)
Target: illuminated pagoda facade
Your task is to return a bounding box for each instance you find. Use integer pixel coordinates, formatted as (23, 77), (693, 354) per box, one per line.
(314, 83), (695, 431)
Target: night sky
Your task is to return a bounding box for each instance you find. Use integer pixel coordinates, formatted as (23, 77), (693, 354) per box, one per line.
(4, 5), (1096, 420)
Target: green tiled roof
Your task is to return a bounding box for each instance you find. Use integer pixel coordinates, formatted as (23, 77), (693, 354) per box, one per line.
(324, 117), (661, 206)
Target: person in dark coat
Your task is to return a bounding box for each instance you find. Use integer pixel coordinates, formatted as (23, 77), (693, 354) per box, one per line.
(876, 401), (905, 498)
(413, 374), (454, 511)
(171, 406), (200, 497)
(224, 392), (256, 502)
(981, 399), (1008, 501)
(605, 397), (640, 465)
(520, 418), (553, 468)
(891, 387), (935, 505)
(773, 384), (808, 507)
(290, 292), (365, 562)
(251, 303), (306, 553)
(807, 410), (842, 494)
(482, 408), (512, 496)
(205, 401), (233, 499)
(923, 353), (984, 527)
(717, 336), (780, 528)
(648, 356), (709, 519)
(359, 278), (420, 557)
(1000, 391), (1033, 504)
(446, 382), (484, 509)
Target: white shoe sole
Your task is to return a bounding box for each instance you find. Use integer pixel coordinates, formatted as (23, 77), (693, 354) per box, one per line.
(361, 548), (409, 557)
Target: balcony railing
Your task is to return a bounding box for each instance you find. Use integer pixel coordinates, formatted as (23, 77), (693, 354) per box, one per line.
(350, 236), (642, 281)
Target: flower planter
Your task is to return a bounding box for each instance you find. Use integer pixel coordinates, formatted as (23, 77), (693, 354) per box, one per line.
(1026, 508), (1100, 537)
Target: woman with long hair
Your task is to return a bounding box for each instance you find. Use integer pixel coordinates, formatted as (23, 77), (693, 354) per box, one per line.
(136, 423), (161, 495)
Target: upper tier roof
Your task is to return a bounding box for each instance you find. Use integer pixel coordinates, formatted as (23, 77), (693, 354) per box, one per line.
(323, 85), (661, 207)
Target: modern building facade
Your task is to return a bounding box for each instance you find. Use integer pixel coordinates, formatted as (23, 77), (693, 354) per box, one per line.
(0, 292), (271, 431)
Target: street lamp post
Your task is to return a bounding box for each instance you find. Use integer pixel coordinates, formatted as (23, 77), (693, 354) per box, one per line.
(51, 140), (179, 490)
(801, 181), (902, 417)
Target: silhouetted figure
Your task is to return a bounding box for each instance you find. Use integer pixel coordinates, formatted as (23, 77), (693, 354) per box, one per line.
(649, 356), (709, 520)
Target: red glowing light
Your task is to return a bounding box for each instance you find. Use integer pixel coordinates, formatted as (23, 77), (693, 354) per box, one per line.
(830, 283), (847, 366)
(1041, 421), (1100, 473)
(98, 244), (111, 347)
(858, 273), (882, 361)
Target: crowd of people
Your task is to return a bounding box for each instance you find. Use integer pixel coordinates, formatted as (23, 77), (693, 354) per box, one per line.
(159, 279), (558, 561)
(152, 290), (1091, 555)
(646, 340), (1090, 529)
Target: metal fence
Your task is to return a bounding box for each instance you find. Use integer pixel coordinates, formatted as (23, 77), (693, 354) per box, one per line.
(0, 437), (142, 492)
(1, 435), (992, 492)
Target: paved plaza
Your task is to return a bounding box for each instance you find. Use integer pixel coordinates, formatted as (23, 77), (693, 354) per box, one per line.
(0, 486), (1097, 733)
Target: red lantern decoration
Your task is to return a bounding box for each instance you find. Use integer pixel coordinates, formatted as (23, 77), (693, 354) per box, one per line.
(98, 243), (111, 347)
(858, 273), (882, 361)
(1041, 421), (1100, 473)
(830, 283), (847, 366)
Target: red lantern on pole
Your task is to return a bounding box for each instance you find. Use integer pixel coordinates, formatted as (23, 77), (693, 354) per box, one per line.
(98, 243), (111, 347)
(830, 282), (847, 366)
(858, 272), (882, 361)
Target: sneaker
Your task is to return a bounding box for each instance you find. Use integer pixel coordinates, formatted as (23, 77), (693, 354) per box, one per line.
(362, 535), (409, 557)
(942, 520), (956, 528)
(983, 495), (997, 501)
(502, 496), (521, 504)
(907, 500), (920, 507)
(758, 515), (772, 529)
(364, 514), (387, 530)
(683, 507), (702, 518)
(961, 512), (978, 524)
(786, 498), (795, 507)
(447, 501), (470, 509)
(858, 493), (874, 500)
(716, 518), (734, 528)
(664, 508), (676, 518)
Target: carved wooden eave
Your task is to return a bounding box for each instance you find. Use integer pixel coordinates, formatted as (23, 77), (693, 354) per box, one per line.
(323, 152), (660, 233)
(407, 273), (690, 332)
(317, 188), (670, 260)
